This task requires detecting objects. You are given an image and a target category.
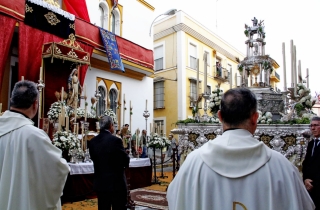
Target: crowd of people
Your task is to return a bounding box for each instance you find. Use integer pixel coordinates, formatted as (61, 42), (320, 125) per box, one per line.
(1, 81), (320, 210)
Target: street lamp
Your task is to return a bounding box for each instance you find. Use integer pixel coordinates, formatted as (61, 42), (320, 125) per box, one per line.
(149, 9), (177, 36)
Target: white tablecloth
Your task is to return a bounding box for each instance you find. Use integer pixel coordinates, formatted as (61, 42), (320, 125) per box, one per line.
(68, 158), (151, 175)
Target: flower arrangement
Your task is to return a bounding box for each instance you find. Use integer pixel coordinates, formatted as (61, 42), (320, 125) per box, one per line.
(103, 109), (118, 124)
(52, 131), (81, 155)
(47, 102), (75, 123)
(295, 83), (315, 111)
(208, 86), (224, 116)
(47, 102), (63, 123)
(147, 133), (171, 149)
(209, 116), (220, 123)
(76, 108), (86, 118)
(258, 111), (273, 124)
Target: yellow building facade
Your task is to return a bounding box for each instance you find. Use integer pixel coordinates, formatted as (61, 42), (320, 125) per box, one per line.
(152, 11), (280, 136)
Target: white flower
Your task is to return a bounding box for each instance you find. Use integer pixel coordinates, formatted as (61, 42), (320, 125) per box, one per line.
(265, 112), (272, 119)
(305, 100), (312, 107)
(103, 109), (118, 124)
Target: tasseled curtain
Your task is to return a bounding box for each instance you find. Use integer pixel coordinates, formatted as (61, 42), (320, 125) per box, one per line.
(19, 23), (93, 119)
(0, 14), (16, 93)
(78, 43), (93, 86)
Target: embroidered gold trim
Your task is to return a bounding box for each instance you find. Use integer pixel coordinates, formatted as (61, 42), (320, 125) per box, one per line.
(67, 49), (78, 58)
(44, 12), (60, 26)
(59, 34), (84, 51)
(46, 46), (52, 53)
(0, 5), (25, 18)
(69, 23), (75, 30)
(55, 46), (62, 54)
(83, 56), (89, 61)
(25, 4), (33, 13)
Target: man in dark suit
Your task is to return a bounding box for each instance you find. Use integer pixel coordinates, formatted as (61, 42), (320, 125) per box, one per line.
(88, 116), (130, 210)
(303, 116), (320, 209)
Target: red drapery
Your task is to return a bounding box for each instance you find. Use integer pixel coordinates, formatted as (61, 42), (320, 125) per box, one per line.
(62, 0), (90, 22)
(0, 14), (16, 93)
(78, 43), (93, 86)
(0, 0), (25, 21)
(19, 22), (63, 82)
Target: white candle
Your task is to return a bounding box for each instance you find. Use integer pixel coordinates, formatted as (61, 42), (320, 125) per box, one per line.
(76, 123), (79, 135)
(21, 76), (24, 81)
(0, 103), (2, 113)
(145, 99), (147, 111)
(160, 122), (162, 135)
(58, 114), (61, 132)
(66, 116), (69, 132)
(96, 79), (98, 91)
(73, 123), (76, 133)
(40, 67), (43, 80)
(74, 108), (77, 122)
(150, 123), (152, 134)
(124, 94), (125, 102)
(84, 83), (87, 97)
(84, 107), (87, 121)
(282, 42), (287, 91)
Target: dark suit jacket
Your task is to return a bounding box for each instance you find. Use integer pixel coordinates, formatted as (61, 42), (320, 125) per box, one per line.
(88, 129), (130, 193)
(303, 139), (320, 185)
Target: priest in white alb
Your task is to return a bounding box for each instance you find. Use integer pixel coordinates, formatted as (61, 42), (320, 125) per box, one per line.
(0, 80), (69, 210)
(167, 87), (314, 210)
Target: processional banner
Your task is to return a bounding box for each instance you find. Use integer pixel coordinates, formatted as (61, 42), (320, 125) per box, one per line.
(99, 28), (125, 72)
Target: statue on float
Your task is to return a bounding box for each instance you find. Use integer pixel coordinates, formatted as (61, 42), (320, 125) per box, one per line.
(67, 66), (82, 108)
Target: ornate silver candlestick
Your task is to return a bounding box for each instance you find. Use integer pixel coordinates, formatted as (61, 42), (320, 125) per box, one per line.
(83, 148), (92, 163)
(37, 79), (45, 128)
(95, 90), (101, 117)
(143, 110), (150, 134)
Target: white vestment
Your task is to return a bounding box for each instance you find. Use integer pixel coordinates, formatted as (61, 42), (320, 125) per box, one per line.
(167, 129), (314, 210)
(0, 111), (70, 210)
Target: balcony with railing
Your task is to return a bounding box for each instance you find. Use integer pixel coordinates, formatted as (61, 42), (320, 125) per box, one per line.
(213, 65), (229, 82)
(270, 71), (280, 82)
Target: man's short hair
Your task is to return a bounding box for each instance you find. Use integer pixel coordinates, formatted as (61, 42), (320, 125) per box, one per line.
(125, 124), (129, 127)
(220, 87), (257, 126)
(311, 116), (320, 122)
(100, 116), (113, 130)
(10, 80), (39, 109)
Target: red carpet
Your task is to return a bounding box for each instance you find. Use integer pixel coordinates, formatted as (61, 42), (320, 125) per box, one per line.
(130, 188), (168, 210)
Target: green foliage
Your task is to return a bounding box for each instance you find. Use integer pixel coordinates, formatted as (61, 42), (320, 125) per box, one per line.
(244, 30), (249, 37)
(266, 117), (310, 125)
(238, 64), (243, 72)
(294, 103), (304, 116)
(192, 106), (198, 117)
(176, 118), (198, 124)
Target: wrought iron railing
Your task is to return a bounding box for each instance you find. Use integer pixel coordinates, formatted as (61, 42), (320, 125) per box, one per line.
(275, 71), (280, 80)
(213, 65), (229, 81)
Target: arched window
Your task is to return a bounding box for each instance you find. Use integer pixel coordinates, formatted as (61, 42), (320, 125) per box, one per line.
(111, 9), (120, 35)
(97, 86), (106, 116)
(111, 12), (115, 33)
(109, 89), (117, 115)
(99, 2), (109, 29)
(99, 6), (104, 28)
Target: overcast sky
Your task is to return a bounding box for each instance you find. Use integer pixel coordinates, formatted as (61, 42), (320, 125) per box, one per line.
(149, 0), (320, 96)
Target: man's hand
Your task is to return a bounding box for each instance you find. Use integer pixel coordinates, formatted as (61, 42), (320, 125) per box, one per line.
(304, 179), (313, 191)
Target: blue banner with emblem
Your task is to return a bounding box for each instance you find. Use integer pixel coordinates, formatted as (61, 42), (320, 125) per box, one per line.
(99, 28), (125, 72)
